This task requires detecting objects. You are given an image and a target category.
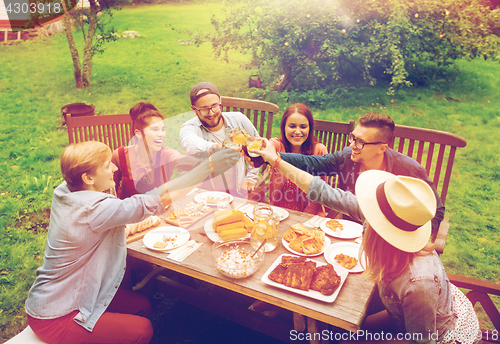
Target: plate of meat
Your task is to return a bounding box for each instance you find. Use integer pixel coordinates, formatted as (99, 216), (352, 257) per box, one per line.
(261, 254), (348, 303)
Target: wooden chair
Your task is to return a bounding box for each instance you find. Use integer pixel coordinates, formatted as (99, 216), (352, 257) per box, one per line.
(66, 113), (134, 152)
(314, 119), (355, 155)
(390, 124), (467, 254)
(314, 119), (355, 189)
(447, 273), (500, 343)
(66, 97), (279, 150)
(220, 96), (279, 201)
(392, 125), (467, 206)
(312, 119), (356, 219)
(220, 96), (279, 139)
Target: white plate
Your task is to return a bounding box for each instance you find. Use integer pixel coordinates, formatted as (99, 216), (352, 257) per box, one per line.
(245, 206), (289, 222)
(203, 219), (250, 242)
(261, 254), (348, 303)
(324, 242), (366, 273)
(281, 236), (331, 257)
(194, 192), (233, 206)
(142, 226), (190, 251)
(203, 219), (220, 242)
(320, 219), (363, 239)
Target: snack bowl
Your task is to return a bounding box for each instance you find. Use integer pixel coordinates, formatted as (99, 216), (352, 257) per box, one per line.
(212, 237), (265, 279)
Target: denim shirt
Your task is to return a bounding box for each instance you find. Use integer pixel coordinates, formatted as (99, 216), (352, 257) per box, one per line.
(281, 146), (445, 233)
(25, 182), (165, 331)
(179, 111), (259, 193)
(379, 253), (457, 343)
(308, 177), (456, 343)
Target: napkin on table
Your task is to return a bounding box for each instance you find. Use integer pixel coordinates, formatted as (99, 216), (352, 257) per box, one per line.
(303, 215), (325, 228)
(168, 241), (203, 262)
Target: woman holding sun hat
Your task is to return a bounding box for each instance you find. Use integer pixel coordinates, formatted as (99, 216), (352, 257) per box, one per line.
(354, 170), (480, 343)
(253, 140), (480, 344)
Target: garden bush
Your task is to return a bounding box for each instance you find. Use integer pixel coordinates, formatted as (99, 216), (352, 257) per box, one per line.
(186, 0), (500, 94)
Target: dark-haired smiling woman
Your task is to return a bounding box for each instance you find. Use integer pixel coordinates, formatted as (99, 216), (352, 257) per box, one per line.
(267, 103), (327, 215)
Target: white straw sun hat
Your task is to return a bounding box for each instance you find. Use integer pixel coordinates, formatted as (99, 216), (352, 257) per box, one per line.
(355, 170), (436, 253)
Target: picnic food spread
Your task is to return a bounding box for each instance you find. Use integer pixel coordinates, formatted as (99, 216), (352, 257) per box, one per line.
(325, 219), (343, 232)
(335, 253), (358, 270)
(126, 215), (161, 236)
(212, 210), (253, 240)
(268, 256), (341, 295)
(169, 202), (211, 226)
(283, 224), (325, 255)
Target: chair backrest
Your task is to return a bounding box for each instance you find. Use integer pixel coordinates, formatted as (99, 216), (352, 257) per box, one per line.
(314, 119), (355, 155)
(314, 119), (355, 188)
(392, 125), (467, 205)
(66, 113), (134, 152)
(308, 119), (468, 206)
(220, 96), (279, 139)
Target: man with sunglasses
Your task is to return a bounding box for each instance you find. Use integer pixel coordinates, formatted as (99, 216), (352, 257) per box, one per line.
(274, 112), (444, 234)
(179, 82), (260, 197)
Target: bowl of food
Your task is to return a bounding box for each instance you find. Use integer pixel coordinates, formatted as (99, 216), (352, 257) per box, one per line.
(212, 237), (265, 279)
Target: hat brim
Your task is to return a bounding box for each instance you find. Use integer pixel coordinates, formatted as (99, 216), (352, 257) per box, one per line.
(356, 170), (431, 253)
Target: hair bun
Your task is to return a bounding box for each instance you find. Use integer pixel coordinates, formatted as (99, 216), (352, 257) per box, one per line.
(129, 102), (158, 121)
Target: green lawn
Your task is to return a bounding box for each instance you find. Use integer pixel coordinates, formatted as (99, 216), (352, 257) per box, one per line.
(1, 1), (499, 340)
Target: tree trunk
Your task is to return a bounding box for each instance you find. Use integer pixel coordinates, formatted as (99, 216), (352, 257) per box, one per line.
(272, 71), (294, 93)
(82, 0), (98, 87)
(61, 0), (84, 88)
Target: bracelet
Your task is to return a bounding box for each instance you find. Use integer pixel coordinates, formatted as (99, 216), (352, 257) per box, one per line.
(273, 156), (282, 170)
(209, 155), (215, 178)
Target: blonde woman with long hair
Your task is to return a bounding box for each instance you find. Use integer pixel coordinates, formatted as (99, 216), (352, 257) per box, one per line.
(254, 142), (480, 344)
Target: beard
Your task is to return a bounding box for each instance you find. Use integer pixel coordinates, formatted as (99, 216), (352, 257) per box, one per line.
(201, 112), (223, 129)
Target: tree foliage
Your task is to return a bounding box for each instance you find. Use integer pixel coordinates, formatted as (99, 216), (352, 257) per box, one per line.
(196, 0), (500, 94)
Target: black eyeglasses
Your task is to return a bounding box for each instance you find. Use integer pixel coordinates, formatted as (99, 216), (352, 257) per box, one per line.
(193, 103), (222, 116)
(348, 133), (386, 150)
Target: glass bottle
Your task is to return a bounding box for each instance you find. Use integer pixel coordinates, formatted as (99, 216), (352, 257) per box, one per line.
(250, 203), (278, 252)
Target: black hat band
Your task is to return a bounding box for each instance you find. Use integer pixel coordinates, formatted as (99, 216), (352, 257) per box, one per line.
(376, 182), (420, 232)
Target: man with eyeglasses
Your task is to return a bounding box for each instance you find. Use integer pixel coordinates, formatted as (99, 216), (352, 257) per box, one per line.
(273, 112), (444, 235)
(179, 82), (260, 198)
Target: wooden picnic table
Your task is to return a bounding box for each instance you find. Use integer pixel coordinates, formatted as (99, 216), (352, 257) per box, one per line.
(126, 189), (376, 341)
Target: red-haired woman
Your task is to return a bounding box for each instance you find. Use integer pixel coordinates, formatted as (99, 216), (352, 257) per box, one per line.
(112, 102), (200, 199)
(268, 103), (327, 215)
